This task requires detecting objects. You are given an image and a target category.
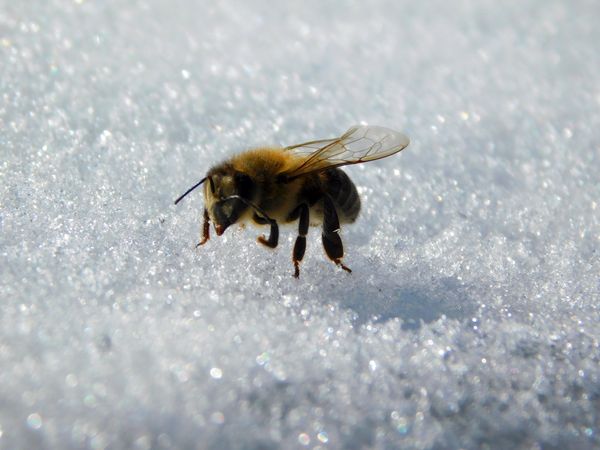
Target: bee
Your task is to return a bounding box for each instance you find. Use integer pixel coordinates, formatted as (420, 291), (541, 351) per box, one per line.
(174, 125), (409, 278)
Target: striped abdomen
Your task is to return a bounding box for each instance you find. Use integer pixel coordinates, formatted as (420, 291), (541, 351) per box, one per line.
(322, 168), (361, 223)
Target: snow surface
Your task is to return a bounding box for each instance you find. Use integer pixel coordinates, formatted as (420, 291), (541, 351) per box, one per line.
(1, 0), (599, 448)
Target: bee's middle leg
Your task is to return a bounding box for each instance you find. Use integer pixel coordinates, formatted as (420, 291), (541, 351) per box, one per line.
(255, 213), (279, 248)
(196, 208), (210, 247)
(322, 195), (351, 273)
(289, 204), (309, 278)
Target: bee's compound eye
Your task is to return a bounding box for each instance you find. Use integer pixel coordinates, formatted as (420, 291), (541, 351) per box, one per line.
(212, 195), (248, 234)
(220, 201), (234, 218)
(212, 202), (232, 232)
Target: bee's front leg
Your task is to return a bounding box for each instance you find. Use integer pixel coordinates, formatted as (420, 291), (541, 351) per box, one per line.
(254, 213), (279, 248)
(322, 195), (351, 273)
(196, 208), (210, 247)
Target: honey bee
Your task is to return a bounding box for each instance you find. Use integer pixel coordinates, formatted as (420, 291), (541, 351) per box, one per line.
(174, 125), (409, 277)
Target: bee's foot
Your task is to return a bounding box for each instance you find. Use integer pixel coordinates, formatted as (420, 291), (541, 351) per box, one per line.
(257, 235), (277, 248)
(336, 260), (352, 273)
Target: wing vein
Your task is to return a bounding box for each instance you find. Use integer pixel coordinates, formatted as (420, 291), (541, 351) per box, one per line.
(281, 125), (409, 180)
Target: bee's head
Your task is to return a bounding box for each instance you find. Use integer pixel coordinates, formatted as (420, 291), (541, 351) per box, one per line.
(204, 168), (254, 235)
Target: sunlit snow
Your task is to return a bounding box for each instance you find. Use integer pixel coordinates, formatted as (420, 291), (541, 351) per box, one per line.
(1, 1), (599, 449)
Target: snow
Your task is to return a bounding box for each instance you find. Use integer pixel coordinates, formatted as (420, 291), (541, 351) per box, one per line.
(1, 0), (599, 448)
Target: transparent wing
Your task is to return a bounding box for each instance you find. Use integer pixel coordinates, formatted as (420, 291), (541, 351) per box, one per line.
(282, 125), (409, 180)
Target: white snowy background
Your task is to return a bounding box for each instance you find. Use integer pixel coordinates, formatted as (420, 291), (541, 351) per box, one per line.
(1, 0), (599, 449)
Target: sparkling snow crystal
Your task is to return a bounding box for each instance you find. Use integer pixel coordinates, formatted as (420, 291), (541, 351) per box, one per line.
(1, 0), (599, 449)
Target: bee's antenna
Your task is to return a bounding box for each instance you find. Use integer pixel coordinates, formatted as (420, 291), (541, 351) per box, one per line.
(174, 176), (214, 205)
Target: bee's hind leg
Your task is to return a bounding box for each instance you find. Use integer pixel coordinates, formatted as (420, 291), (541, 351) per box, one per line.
(196, 208), (210, 247)
(289, 204), (309, 278)
(322, 195), (352, 273)
(254, 213), (279, 248)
